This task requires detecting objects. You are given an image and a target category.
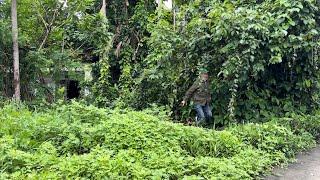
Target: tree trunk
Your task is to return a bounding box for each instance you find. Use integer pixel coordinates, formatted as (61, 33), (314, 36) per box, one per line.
(100, 0), (106, 17)
(173, 0), (176, 31)
(11, 0), (20, 101)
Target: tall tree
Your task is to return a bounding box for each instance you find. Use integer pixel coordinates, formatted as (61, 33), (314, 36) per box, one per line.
(11, 0), (20, 100)
(100, 0), (106, 17)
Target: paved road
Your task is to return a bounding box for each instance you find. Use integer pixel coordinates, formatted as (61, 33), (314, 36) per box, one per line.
(266, 146), (320, 180)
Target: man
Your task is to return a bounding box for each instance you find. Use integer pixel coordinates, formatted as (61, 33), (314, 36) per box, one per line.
(181, 69), (213, 126)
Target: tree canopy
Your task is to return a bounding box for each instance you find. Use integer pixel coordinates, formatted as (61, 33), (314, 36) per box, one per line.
(0, 0), (320, 124)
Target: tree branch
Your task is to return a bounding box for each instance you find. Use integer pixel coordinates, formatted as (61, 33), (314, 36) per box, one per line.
(38, 3), (62, 51)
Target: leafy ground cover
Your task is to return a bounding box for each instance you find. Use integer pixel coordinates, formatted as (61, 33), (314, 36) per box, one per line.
(0, 102), (319, 179)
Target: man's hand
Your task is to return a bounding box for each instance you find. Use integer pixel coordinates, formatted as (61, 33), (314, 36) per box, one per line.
(181, 100), (186, 106)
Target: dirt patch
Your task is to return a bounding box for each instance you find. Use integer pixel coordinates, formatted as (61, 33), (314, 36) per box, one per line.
(265, 146), (320, 180)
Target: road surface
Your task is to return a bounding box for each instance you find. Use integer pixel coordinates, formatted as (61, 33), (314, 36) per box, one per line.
(266, 146), (320, 180)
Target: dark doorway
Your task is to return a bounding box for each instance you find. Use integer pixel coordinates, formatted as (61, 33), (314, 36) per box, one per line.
(67, 80), (80, 99)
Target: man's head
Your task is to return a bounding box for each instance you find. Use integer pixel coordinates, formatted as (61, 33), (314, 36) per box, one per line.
(199, 68), (209, 81)
(200, 72), (208, 81)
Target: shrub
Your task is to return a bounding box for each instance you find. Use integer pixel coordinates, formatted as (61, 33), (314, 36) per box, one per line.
(0, 102), (318, 179)
(275, 113), (320, 141)
(229, 122), (315, 158)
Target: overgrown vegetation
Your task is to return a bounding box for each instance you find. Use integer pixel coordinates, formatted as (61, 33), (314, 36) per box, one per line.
(0, 102), (319, 179)
(138, 0), (320, 124)
(1, 0), (320, 178)
(1, 0), (320, 124)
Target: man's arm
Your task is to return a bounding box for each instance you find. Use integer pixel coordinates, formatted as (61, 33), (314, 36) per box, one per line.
(182, 80), (199, 105)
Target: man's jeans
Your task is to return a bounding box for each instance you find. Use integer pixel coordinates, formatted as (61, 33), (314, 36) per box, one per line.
(194, 103), (212, 125)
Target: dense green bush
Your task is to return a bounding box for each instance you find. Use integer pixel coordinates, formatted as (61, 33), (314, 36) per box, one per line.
(274, 112), (320, 141)
(229, 122), (315, 158)
(0, 102), (318, 179)
(117, 0), (320, 125)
